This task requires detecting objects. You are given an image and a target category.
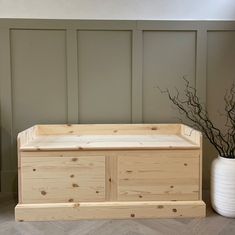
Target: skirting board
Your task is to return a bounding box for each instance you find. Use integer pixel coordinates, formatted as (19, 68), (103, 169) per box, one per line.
(15, 200), (206, 221)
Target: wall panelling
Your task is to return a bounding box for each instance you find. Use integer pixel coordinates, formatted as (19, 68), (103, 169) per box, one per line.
(0, 20), (235, 192)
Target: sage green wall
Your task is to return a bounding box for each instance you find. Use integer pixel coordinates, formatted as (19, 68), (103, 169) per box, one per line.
(77, 30), (132, 123)
(0, 20), (234, 193)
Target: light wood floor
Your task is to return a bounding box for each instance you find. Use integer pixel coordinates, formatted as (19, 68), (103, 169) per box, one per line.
(0, 191), (235, 235)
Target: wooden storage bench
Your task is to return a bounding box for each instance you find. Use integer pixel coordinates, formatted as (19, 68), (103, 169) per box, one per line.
(15, 124), (206, 221)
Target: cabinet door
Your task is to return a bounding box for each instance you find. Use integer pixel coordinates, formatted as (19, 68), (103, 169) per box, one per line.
(117, 150), (200, 201)
(21, 153), (105, 203)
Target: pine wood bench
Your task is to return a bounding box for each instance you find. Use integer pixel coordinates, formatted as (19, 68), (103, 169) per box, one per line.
(15, 124), (206, 221)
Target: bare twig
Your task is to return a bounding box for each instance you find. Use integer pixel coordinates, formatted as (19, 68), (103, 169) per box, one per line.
(157, 79), (235, 158)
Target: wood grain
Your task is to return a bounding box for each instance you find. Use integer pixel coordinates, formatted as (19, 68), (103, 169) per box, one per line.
(20, 134), (200, 151)
(16, 124), (204, 220)
(21, 155), (105, 203)
(15, 200), (206, 221)
(36, 124), (181, 135)
(105, 155), (117, 201)
(118, 150), (200, 201)
(17, 125), (38, 203)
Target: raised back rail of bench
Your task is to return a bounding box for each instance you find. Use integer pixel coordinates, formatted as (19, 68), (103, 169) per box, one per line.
(15, 124), (206, 221)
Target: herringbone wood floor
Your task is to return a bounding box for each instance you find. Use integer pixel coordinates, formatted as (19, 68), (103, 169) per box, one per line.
(0, 191), (234, 235)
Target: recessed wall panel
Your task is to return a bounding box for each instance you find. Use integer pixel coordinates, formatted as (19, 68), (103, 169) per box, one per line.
(143, 31), (196, 123)
(204, 31), (235, 189)
(11, 30), (67, 134)
(77, 30), (132, 123)
(207, 31), (235, 130)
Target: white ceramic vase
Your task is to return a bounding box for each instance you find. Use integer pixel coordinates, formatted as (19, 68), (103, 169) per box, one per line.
(211, 156), (235, 217)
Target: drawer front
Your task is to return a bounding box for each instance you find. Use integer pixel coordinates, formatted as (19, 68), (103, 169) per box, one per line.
(118, 150), (200, 201)
(21, 154), (105, 203)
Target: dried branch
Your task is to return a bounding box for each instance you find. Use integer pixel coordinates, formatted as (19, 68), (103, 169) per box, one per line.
(158, 79), (235, 158)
